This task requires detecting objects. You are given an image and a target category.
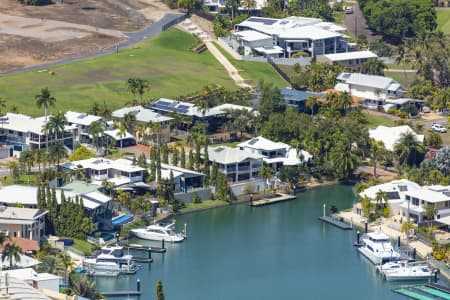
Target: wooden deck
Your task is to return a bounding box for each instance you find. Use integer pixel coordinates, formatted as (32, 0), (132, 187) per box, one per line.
(250, 193), (296, 207)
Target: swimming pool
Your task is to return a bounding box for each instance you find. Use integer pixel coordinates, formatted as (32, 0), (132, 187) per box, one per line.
(112, 214), (134, 226)
(100, 232), (115, 241)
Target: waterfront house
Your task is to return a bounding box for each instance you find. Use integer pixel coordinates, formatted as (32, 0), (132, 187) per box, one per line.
(238, 136), (311, 171)
(0, 184), (112, 230)
(316, 50), (378, 72)
(2, 268), (63, 293)
(400, 185), (450, 223)
(0, 113), (74, 156)
(280, 88), (325, 112)
(335, 73), (406, 109)
(369, 125), (424, 151)
(0, 206), (47, 242)
(359, 179), (421, 216)
(112, 105), (173, 145)
(233, 16), (350, 58)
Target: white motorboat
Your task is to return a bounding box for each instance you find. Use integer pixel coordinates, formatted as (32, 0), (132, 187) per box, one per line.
(357, 231), (401, 265)
(131, 222), (185, 242)
(83, 244), (138, 274)
(379, 261), (437, 281)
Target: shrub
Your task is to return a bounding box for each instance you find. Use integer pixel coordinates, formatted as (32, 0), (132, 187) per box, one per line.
(192, 193), (202, 204)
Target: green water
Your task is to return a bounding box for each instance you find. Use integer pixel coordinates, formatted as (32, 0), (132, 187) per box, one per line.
(95, 185), (446, 299)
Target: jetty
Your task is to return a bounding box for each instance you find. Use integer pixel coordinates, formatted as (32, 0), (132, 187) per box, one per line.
(319, 216), (352, 230)
(120, 242), (167, 253)
(250, 193), (296, 207)
(394, 283), (450, 300)
(102, 291), (142, 297)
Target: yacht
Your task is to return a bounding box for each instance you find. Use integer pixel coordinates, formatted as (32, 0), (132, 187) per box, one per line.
(357, 231), (401, 265)
(378, 260), (436, 281)
(131, 222), (185, 242)
(83, 245), (138, 274)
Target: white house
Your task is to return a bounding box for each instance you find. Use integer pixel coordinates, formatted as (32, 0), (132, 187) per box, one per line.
(335, 73), (405, 108)
(317, 50), (378, 71)
(65, 111), (106, 145)
(233, 16), (350, 58)
(238, 136), (311, 171)
(204, 0), (266, 13)
(401, 185), (450, 223)
(369, 125), (424, 151)
(0, 207), (47, 242)
(0, 113), (75, 156)
(112, 105), (173, 145)
(3, 268), (63, 293)
(359, 179), (421, 215)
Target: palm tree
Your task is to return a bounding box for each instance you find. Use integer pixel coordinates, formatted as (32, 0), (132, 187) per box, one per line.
(339, 92), (353, 115)
(395, 45), (410, 83)
(393, 132), (425, 169)
(117, 125), (127, 150)
(2, 242), (23, 269)
(47, 111), (66, 140)
(88, 121), (104, 151)
(122, 112), (137, 135)
(370, 140), (386, 177)
(35, 87), (56, 123)
(259, 164), (272, 194)
(242, 0), (256, 15)
(60, 253), (75, 283)
(70, 274), (104, 300)
(99, 100), (111, 119)
(305, 96), (319, 116)
(49, 141), (67, 170)
(330, 138), (360, 181)
(0, 233), (7, 246)
(126, 78), (139, 99)
(375, 189), (388, 210)
(37, 255), (65, 276)
(362, 58), (386, 75)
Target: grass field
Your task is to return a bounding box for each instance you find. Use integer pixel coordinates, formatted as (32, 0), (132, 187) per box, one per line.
(437, 8), (450, 34)
(213, 42), (288, 87)
(384, 70), (418, 88)
(0, 29), (237, 116)
(364, 114), (396, 128)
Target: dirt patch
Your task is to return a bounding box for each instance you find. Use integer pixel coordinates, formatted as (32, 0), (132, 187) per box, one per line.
(190, 15), (216, 40)
(0, 33), (120, 72)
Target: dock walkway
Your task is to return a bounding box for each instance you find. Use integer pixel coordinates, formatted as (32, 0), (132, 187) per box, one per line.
(318, 216), (353, 230)
(250, 193), (296, 207)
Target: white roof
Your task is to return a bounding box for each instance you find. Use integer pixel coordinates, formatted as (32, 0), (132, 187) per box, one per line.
(112, 106), (173, 123)
(0, 113), (48, 135)
(0, 254), (41, 269)
(369, 125), (424, 151)
(238, 136), (289, 151)
(359, 179), (421, 200)
(233, 30), (271, 42)
(4, 268), (62, 282)
(65, 111), (102, 126)
(337, 72), (400, 90)
(0, 207), (47, 224)
(323, 50), (377, 62)
(405, 187), (450, 203)
(0, 273), (49, 300)
(437, 215), (450, 226)
(0, 185), (111, 210)
(104, 128), (135, 140)
(61, 157), (144, 173)
(208, 146), (263, 164)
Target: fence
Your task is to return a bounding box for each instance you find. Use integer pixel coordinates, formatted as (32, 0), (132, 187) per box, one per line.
(162, 14), (187, 31)
(267, 57), (292, 85)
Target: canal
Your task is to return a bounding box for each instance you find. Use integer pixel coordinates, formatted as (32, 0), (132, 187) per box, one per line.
(95, 185), (446, 299)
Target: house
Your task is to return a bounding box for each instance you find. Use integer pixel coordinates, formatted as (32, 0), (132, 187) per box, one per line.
(400, 185), (450, 223)
(0, 184), (112, 230)
(0, 273), (55, 300)
(61, 157), (145, 187)
(316, 50), (378, 71)
(369, 125), (424, 151)
(160, 163), (205, 193)
(112, 106), (173, 144)
(335, 73), (406, 108)
(238, 136), (311, 171)
(233, 16), (351, 58)
(3, 268), (63, 293)
(359, 179), (421, 215)
(0, 206), (47, 242)
(204, 0), (266, 13)
(104, 128), (136, 148)
(65, 111), (106, 145)
(0, 113), (75, 156)
(280, 88), (325, 111)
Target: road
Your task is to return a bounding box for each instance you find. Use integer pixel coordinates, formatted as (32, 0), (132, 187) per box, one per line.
(0, 13), (185, 76)
(344, 2), (376, 42)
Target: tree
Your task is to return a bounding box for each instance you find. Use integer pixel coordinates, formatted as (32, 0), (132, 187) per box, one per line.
(362, 58), (386, 76)
(8, 161), (20, 184)
(1, 242), (23, 269)
(428, 131), (442, 148)
(180, 147), (186, 169)
(156, 280), (165, 300)
(258, 82), (286, 121)
(37, 255), (65, 276)
(50, 141), (67, 170)
(177, 0), (201, 14)
(70, 274), (104, 300)
(242, 0), (256, 15)
(393, 132), (425, 168)
(435, 146), (450, 176)
(330, 139), (360, 180)
(424, 203), (437, 231)
(360, 195), (374, 217)
(88, 121), (105, 150)
(428, 169), (444, 185)
(47, 111), (66, 140)
(35, 87), (56, 124)
(375, 189), (388, 210)
(0, 97), (6, 115)
(370, 140), (386, 177)
(279, 166), (300, 190)
(69, 145), (96, 161)
(259, 164), (272, 193)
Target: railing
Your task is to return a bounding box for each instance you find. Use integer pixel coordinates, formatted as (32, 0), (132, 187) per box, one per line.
(162, 14), (187, 31)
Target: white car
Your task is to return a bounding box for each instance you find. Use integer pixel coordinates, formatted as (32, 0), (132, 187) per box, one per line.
(345, 7), (353, 14)
(431, 123), (447, 133)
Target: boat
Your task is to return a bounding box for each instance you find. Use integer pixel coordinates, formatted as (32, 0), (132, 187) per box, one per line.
(131, 222), (185, 242)
(378, 260), (437, 281)
(82, 244), (139, 275)
(357, 231), (401, 265)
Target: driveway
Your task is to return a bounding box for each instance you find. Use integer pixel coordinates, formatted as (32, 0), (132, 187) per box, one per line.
(344, 2), (377, 42)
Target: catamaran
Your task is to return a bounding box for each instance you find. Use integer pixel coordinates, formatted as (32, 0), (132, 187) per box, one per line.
(378, 260), (437, 281)
(357, 231), (401, 265)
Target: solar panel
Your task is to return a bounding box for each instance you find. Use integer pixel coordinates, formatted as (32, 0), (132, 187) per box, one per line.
(156, 100), (170, 107)
(177, 105), (190, 110)
(386, 192), (400, 200)
(247, 17), (277, 25)
(443, 191), (450, 197)
(176, 108), (189, 114)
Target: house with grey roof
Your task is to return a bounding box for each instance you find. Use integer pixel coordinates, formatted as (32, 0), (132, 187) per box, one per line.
(65, 111), (108, 145)
(112, 105), (173, 145)
(334, 72), (406, 109)
(316, 50), (378, 71)
(0, 206), (48, 242)
(233, 16), (351, 58)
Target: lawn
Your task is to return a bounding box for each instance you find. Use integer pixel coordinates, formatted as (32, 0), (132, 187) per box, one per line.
(436, 8), (450, 34)
(179, 200), (228, 213)
(213, 42), (288, 87)
(0, 29), (237, 116)
(364, 113), (396, 128)
(0, 173), (39, 186)
(384, 70), (417, 88)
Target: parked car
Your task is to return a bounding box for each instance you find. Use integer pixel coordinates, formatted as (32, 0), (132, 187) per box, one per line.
(431, 123), (447, 133)
(345, 6), (353, 14)
(421, 106), (431, 113)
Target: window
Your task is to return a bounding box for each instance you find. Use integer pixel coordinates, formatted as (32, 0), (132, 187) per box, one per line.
(412, 198), (420, 206)
(405, 195), (411, 201)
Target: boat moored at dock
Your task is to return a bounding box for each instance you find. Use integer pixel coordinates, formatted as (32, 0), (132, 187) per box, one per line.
(357, 231), (401, 265)
(131, 222), (185, 242)
(83, 244), (139, 275)
(378, 260), (438, 281)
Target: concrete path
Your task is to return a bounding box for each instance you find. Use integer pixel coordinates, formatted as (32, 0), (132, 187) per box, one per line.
(385, 68), (417, 73)
(0, 13), (185, 76)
